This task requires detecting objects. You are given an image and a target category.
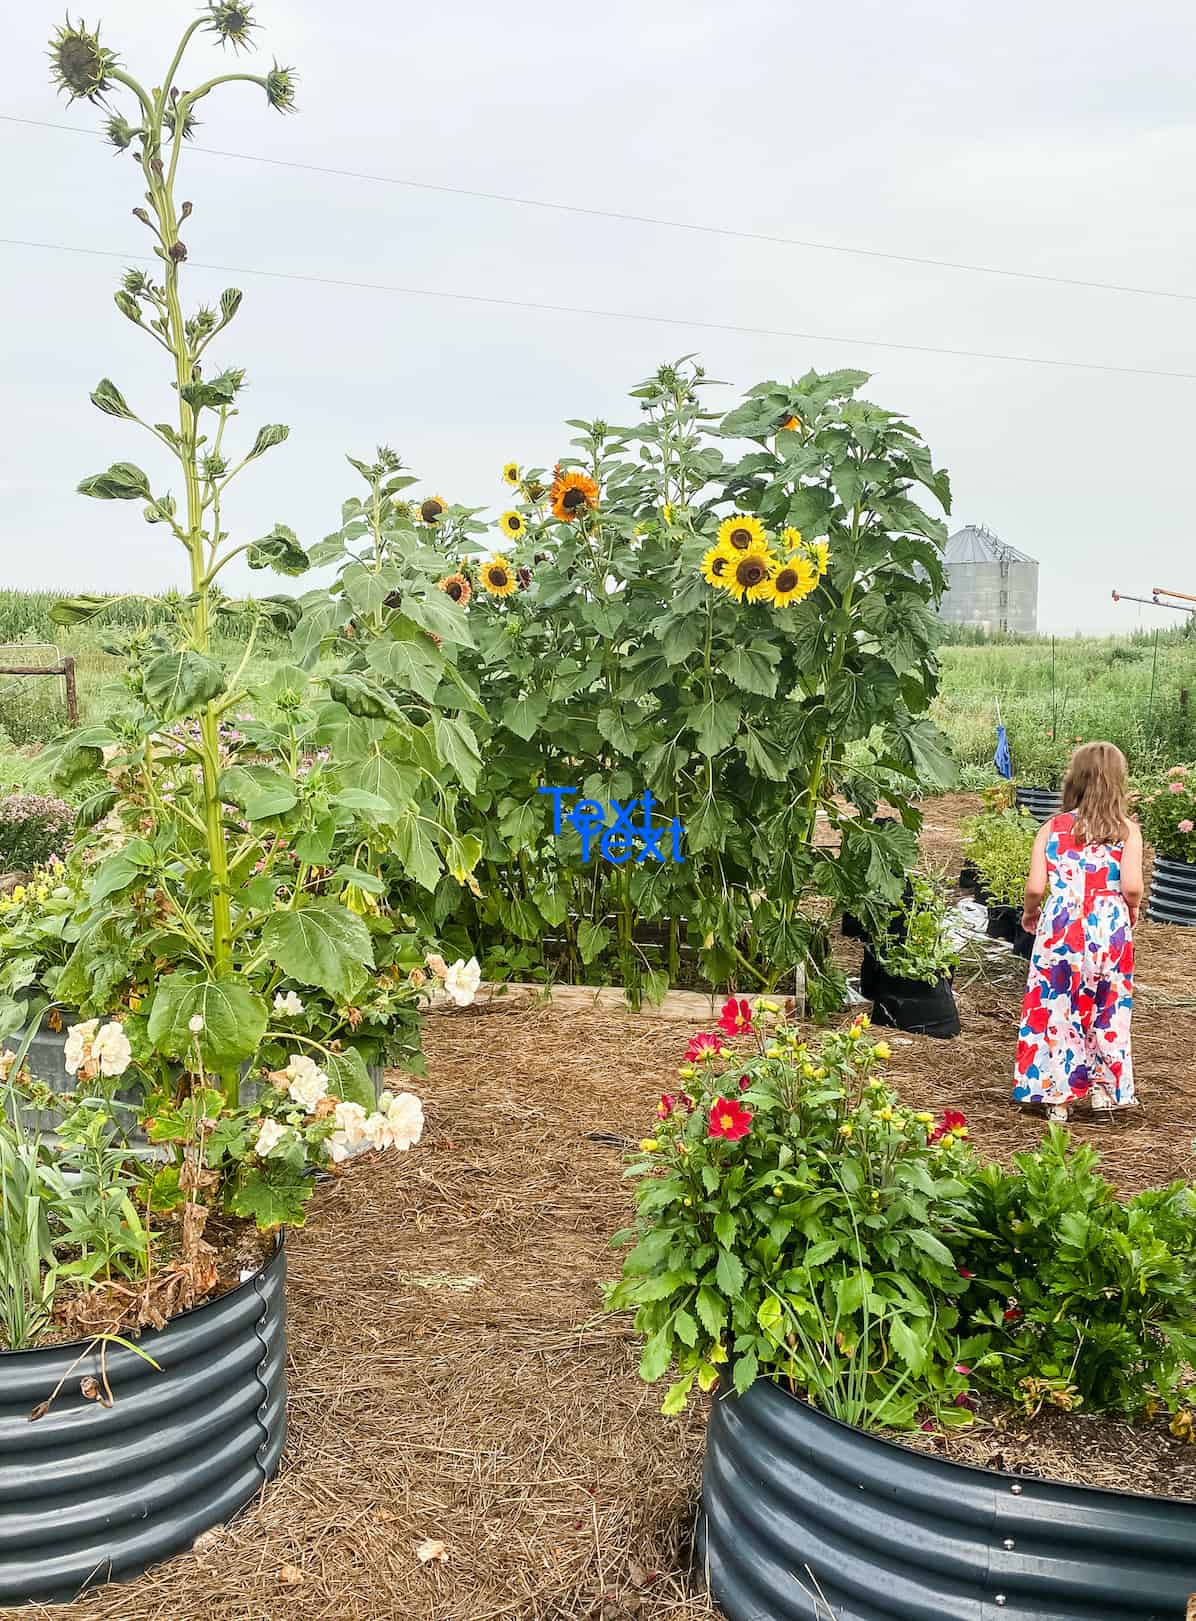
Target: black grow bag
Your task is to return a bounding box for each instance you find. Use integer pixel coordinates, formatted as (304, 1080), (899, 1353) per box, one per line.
(1146, 855), (1196, 927)
(1015, 785), (1062, 823)
(698, 1378), (1196, 1621)
(860, 947), (960, 1039)
(986, 904), (1035, 959)
(958, 860), (979, 893)
(0, 1241), (287, 1606)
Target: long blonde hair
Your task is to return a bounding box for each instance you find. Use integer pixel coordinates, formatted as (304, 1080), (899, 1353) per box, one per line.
(1061, 741), (1131, 845)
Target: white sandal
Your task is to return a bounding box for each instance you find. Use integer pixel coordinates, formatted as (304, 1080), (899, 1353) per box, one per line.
(1090, 1093), (1139, 1113)
(1047, 1105), (1070, 1124)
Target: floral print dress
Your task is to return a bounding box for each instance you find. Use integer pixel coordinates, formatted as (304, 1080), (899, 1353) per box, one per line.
(1012, 813), (1135, 1108)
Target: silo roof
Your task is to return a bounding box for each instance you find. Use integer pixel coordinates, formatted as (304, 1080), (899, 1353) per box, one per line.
(945, 524), (1036, 565)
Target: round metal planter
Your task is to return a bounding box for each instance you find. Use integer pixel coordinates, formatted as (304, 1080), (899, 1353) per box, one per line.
(1146, 856), (1196, 927)
(699, 1379), (1196, 1621)
(0, 1242), (287, 1607)
(1015, 786), (1062, 823)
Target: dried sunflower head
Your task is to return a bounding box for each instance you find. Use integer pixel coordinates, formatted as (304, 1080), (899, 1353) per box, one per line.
(49, 17), (118, 104)
(204, 2), (258, 50)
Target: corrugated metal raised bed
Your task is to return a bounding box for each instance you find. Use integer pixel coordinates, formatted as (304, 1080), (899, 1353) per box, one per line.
(1146, 855), (1196, 927)
(0, 1241), (287, 1607)
(699, 1377), (1196, 1621)
(1015, 786), (1063, 824)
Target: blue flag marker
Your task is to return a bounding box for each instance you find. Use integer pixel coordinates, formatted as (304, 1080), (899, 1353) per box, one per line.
(994, 723), (1013, 780)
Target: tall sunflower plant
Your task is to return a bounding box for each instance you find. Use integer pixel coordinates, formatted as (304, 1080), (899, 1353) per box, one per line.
(381, 360), (954, 1011)
(30, 8), (478, 1233)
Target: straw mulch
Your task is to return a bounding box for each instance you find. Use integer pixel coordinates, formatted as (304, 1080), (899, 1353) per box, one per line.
(14, 794), (1196, 1620)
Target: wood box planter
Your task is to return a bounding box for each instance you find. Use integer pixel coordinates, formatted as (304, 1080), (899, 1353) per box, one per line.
(698, 1377), (1196, 1621)
(0, 1242), (286, 1607)
(1146, 855), (1196, 928)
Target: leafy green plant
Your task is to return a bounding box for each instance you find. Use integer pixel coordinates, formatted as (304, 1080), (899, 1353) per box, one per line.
(872, 873), (959, 985)
(0, 1016), (60, 1348)
(961, 805), (1038, 907)
(0, 795), (74, 873)
(606, 1005), (977, 1428)
(958, 1129), (1196, 1417)
(39, 1106), (150, 1287)
(1138, 764), (1196, 863)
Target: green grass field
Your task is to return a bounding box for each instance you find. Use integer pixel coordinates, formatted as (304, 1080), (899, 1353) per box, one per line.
(2, 590), (1194, 795)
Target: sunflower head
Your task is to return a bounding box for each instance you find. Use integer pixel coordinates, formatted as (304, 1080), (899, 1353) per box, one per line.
(701, 547), (734, 590)
(49, 17), (117, 103)
(437, 572), (472, 606)
(727, 552), (775, 602)
(264, 61), (298, 114)
(809, 539), (830, 576)
(103, 111), (139, 152)
(716, 514), (769, 556)
(419, 496), (447, 525)
(499, 510), (526, 540)
(162, 101), (199, 142)
(502, 462), (521, 487)
(205, 2), (258, 50)
(778, 414), (802, 432)
(762, 558), (817, 608)
(481, 555), (517, 597)
(550, 469), (600, 522)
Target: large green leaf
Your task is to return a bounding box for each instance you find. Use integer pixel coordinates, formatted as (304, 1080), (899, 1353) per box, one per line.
(77, 461), (152, 501)
(396, 592), (475, 648)
(576, 919), (611, 965)
(88, 839), (154, 903)
(342, 561), (397, 617)
(367, 635), (444, 704)
(227, 1165), (316, 1232)
(503, 693), (549, 744)
(688, 695), (740, 757)
(722, 642), (780, 698)
(219, 764), (299, 821)
(247, 523), (309, 576)
(261, 902), (375, 996)
(324, 1047), (376, 1110)
(147, 972), (268, 1069)
(340, 751), (420, 813)
(596, 705), (640, 754)
(434, 714), (482, 792)
(143, 651), (226, 720)
(392, 806), (443, 891)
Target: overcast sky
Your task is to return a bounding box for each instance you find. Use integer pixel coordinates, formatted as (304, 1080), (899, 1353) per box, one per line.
(2, 0), (1194, 633)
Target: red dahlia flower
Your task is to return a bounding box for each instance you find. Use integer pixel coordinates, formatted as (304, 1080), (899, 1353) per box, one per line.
(707, 1097), (753, 1142)
(685, 1031), (726, 1063)
(657, 1093), (676, 1119)
(718, 996), (753, 1036)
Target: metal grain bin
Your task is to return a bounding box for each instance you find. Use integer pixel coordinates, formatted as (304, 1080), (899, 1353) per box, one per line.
(0, 1242), (286, 1606)
(699, 1378), (1196, 1620)
(940, 524), (1038, 636)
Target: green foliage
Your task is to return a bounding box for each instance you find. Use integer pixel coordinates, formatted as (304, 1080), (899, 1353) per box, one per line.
(962, 802), (1038, 907)
(959, 1130), (1196, 1417)
(0, 795), (74, 873)
(1138, 765), (1196, 863)
(873, 873), (959, 985)
(606, 1011), (977, 1428)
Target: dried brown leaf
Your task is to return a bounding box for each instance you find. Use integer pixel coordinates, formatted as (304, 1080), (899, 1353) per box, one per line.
(277, 1564), (305, 1587)
(415, 1538), (449, 1565)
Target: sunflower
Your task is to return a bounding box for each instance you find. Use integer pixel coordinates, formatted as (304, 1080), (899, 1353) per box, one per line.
(550, 469), (600, 522)
(480, 555), (517, 597)
(716, 514), (769, 555)
(437, 573), (472, 606)
(701, 547), (734, 590)
(808, 538), (830, 576)
(725, 551), (777, 603)
(759, 557), (817, 608)
(778, 414), (802, 432)
(498, 510), (526, 540)
(780, 527), (804, 552)
(419, 495), (447, 524)
(781, 527), (830, 578)
(502, 462), (521, 487)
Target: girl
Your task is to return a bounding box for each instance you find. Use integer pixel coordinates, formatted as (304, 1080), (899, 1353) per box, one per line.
(1012, 742), (1143, 1123)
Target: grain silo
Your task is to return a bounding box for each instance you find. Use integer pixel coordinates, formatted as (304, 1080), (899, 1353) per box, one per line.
(939, 523), (1038, 635)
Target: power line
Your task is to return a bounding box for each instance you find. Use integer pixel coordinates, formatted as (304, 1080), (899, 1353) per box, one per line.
(3, 234), (1194, 382)
(4, 110), (1195, 307)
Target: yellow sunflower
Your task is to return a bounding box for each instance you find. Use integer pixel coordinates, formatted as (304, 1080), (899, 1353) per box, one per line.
(437, 572), (472, 605)
(419, 495), (447, 524)
(480, 555), (517, 597)
(701, 547), (734, 590)
(502, 462), (521, 487)
(550, 468), (600, 521)
(778, 414), (802, 432)
(780, 526), (804, 552)
(716, 514), (769, 556)
(498, 510), (527, 540)
(759, 557), (817, 608)
(724, 550), (777, 603)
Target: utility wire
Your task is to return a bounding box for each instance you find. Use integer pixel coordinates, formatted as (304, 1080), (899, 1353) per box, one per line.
(4, 110), (1195, 307)
(3, 235), (1195, 382)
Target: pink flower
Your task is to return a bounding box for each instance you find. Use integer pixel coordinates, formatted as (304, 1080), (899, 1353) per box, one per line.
(1168, 765), (1187, 778)
(684, 1031), (725, 1063)
(707, 1097), (753, 1142)
(1179, 820), (1194, 834)
(717, 997), (753, 1037)
(919, 1419), (937, 1433)
(957, 1268), (974, 1280)
(953, 1363), (973, 1376)
(1169, 781), (1186, 794)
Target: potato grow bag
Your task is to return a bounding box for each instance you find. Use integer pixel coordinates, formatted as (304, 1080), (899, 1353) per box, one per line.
(698, 1378), (1196, 1621)
(1015, 785), (1062, 823)
(860, 947), (960, 1039)
(958, 860), (979, 892)
(986, 905), (1035, 959)
(0, 1241), (287, 1607)
(1146, 855), (1196, 927)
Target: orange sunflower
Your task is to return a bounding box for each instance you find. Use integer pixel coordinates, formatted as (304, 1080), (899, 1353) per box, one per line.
(550, 468), (600, 522)
(419, 495), (447, 524)
(437, 573), (472, 605)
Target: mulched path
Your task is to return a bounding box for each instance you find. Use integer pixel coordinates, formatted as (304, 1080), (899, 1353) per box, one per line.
(15, 795), (1196, 1621)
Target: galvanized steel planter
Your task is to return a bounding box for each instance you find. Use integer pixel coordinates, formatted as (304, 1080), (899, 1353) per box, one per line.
(1015, 785), (1062, 823)
(1146, 855), (1196, 927)
(699, 1379), (1196, 1620)
(0, 1241), (287, 1607)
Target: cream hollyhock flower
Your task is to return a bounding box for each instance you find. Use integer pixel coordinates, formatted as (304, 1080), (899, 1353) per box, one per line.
(92, 1020), (133, 1078)
(274, 990), (305, 1017)
(189, 1014), (205, 1034)
(63, 1019), (99, 1076)
(372, 1089), (425, 1151)
(281, 1053), (330, 1114)
(425, 952), (448, 980)
(442, 957), (482, 1007)
(327, 1099), (370, 1163)
(254, 1118), (289, 1158)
